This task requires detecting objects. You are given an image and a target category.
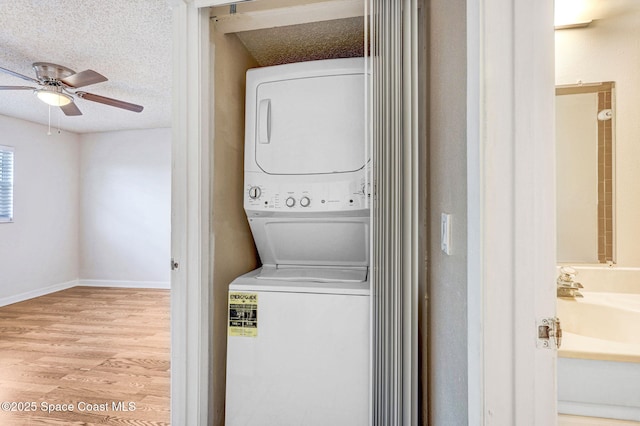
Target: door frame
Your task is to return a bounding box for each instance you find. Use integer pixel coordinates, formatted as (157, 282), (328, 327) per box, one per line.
(170, 2), (212, 425)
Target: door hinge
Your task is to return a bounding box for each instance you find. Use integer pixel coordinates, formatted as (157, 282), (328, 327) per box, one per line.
(537, 317), (562, 349)
(171, 258), (179, 271)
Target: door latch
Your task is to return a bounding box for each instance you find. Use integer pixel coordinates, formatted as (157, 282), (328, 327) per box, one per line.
(537, 317), (562, 349)
(171, 258), (179, 271)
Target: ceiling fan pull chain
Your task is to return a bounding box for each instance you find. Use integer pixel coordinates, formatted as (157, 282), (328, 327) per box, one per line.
(57, 107), (61, 134)
(47, 105), (52, 136)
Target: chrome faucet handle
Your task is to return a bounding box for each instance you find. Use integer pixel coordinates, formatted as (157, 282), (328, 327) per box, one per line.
(557, 266), (585, 298)
(557, 266), (577, 285)
(558, 266), (576, 279)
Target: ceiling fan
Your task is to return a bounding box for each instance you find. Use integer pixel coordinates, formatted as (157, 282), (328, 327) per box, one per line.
(0, 62), (143, 116)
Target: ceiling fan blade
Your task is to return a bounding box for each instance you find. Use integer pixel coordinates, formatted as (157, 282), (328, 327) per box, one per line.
(60, 102), (82, 116)
(76, 91), (143, 113)
(60, 69), (108, 88)
(0, 86), (36, 90)
(0, 66), (40, 84)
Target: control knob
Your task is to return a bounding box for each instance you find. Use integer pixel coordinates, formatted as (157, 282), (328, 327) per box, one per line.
(285, 197), (296, 207)
(248, 186), (261, 199)
(300, 196), (311, 207)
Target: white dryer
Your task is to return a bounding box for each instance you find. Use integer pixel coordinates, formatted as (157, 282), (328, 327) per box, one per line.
(225, 58), (370, 426)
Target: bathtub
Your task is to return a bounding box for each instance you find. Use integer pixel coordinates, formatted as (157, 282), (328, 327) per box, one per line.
(557, 292), (640, 422)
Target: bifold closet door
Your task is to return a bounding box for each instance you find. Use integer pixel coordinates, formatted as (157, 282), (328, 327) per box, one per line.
(369, 0), (420, 425)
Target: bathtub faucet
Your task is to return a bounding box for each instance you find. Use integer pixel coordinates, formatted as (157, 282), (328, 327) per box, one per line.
(557, 266), (584, 298)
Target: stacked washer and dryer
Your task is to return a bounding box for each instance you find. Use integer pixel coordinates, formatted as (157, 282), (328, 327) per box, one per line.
(225, 57), (370, 426)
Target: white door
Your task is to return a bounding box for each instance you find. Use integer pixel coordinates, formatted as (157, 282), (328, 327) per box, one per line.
(467, 0), (558, 424)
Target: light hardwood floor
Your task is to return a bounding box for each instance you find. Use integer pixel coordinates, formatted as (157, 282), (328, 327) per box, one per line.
(0, 286), (170, 426)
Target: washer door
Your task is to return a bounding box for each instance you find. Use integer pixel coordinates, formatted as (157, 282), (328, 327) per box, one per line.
(254, 73), (365, 175)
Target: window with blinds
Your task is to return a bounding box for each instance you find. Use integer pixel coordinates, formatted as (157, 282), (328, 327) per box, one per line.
(0, 145), (14, 223)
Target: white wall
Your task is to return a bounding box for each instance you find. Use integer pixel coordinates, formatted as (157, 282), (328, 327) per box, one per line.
(556, 3), (640, 266)
(427, 0), (469, 423)
(0, 117), (170, 303)
(0, 114), (79, 302)
(79, 128), (171, 286)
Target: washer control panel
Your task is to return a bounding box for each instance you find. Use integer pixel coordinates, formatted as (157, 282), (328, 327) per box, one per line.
(245, 177), (371, 212)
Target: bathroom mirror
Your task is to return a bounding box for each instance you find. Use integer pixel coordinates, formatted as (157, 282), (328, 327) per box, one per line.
(556, 82), (615, 264)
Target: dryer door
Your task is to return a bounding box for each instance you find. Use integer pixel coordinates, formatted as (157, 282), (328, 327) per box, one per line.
(254, 73), (365, 175)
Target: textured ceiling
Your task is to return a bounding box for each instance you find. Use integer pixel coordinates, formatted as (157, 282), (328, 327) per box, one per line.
(0, 0), (172, 134)
(235, 17), (365, 67)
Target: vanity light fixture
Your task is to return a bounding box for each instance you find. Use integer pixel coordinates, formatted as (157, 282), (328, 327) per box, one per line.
(555, 0), (594, 30)
(555, 21), (593, 30)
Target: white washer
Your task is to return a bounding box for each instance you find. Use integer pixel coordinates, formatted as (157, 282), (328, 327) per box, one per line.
(226, 268), (369, 426)
(225, 58), (370, 426)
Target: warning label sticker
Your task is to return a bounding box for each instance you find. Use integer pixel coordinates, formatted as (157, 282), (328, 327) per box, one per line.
(228, 292), (258, 337)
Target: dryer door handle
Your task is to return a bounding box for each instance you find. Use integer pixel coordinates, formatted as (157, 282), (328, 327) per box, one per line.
(258, 99), (271, 144)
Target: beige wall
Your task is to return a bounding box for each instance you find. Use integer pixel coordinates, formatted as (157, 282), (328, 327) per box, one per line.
(556, 4), (640, 266)
(211, 30), (259, 425)
(427, 0), (469, 423)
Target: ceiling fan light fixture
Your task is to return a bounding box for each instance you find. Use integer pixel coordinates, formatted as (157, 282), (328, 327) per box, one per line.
(35, 87), (72, 106)
(2, 62), (142, 115)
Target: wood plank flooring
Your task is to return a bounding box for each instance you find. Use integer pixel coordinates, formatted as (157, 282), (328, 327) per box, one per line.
(0, 286), (170, 425)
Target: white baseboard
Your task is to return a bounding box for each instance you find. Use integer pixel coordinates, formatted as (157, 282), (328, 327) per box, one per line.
(77, 279), (170, 289)
(0, 280), (78, 307)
